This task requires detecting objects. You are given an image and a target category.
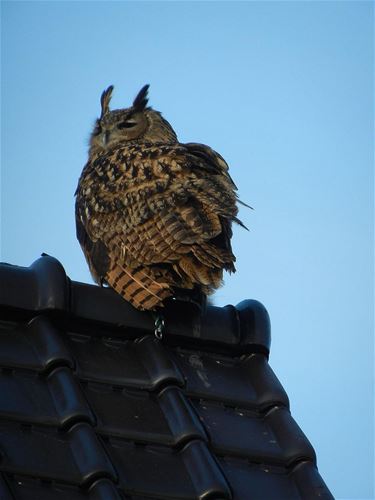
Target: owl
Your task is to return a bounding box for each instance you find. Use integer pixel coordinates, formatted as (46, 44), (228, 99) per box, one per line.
(75, 84), (247, 311)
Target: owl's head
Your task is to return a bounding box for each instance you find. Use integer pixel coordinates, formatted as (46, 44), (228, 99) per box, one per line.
(89, 85), (178, 154)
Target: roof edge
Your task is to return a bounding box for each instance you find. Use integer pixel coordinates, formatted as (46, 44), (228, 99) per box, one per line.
(0, 256), (271, 355)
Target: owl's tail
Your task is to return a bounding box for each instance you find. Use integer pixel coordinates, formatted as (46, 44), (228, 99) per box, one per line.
(106, 263), (172, 311)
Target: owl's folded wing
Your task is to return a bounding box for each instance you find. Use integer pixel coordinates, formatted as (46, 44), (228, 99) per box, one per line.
(76, 143), (238, 266)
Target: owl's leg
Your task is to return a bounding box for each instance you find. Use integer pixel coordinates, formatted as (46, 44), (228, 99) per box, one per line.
(169, 286), (207, 313)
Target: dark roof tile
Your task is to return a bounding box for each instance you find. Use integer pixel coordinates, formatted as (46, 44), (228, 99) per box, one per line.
(0, 316), (73, 372)
(170, 349), (289, 410)
(219, 458), (333, 500)
(0, 421), (116, 486)
(192, 402), (315, 466)
(107, 438), (231, 499)
(65, 333), (184, 389)
(83, 384), (207, 447)
(0, 367), (94, 428)
(2, 476), (123, 500)
(0, 474), (13, 500)
(0, 256), (68, 313)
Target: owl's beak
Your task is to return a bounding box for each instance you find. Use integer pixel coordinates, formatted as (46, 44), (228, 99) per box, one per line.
(103, 130), (110, 145)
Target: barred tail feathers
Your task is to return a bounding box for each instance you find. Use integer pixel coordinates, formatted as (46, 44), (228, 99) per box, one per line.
(106, 263), (172, 310)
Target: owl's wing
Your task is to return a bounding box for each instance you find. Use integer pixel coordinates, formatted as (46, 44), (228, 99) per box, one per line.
(184, 142), (237, 187)
(75, 142), (239, 308)
(184, 142), (252, 219)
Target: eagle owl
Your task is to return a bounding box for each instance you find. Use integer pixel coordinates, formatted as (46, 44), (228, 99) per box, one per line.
(75, 85), (246, 311)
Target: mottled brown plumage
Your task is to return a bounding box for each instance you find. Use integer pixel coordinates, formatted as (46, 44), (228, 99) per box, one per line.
(75, 85), (246, 310)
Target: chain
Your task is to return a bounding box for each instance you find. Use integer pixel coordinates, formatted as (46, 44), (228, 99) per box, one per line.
(154, 314), (165, 340)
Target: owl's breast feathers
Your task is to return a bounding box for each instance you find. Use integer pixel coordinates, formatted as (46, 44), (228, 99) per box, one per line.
(75, 142), (240, 310)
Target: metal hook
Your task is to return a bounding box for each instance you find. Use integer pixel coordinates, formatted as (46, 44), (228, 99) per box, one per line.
(154, 314), (165, 340)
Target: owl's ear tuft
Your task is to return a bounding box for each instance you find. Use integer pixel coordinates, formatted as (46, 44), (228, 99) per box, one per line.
(100, 85), (114, 119)
(133, 84), (150, 111)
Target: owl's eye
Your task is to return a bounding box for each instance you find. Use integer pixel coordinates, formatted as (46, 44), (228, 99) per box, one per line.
(117, 120), (137, 130)
(93, 123), (102, 135)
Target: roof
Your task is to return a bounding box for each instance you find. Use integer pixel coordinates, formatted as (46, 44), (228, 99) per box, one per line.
(0, 255), (333, 500)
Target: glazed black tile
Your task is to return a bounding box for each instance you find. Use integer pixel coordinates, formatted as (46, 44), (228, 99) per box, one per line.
(0, 474), (13, 500)
(219, 457), (299, 500)
(85, 383), (206, 447)
(3, 476), (122, 500)
(134, 336), (185, 390)
(264, 407), (316, 465)
(67, 333), (183, 390)
(291, 461), (334, 500)
(193, 401), (315, 465)
(0, 421), (116, 486)
(172, 350), (288, 410)
(0, 367), (94, 428)
(87, 479), (124, 500)
(0, 256), (68, 313)
(105, 438), (231, 499)
(219, 457), (333, 500)
(0, 316), (73, 372)
(236, 300), (271, 353)
(193, 400), (281, 460)
(164, 302), (240, 347)
(70, 280), (154, 334)
(157, 387), (208, 447)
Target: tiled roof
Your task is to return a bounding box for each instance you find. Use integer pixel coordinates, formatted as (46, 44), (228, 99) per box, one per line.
(0, 255), (333, 500)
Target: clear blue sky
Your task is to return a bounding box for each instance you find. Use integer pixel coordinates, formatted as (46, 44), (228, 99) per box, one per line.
(1, 2), (374, 498)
